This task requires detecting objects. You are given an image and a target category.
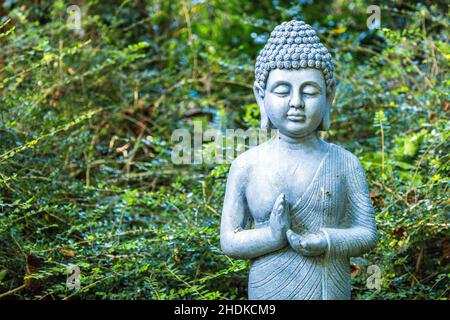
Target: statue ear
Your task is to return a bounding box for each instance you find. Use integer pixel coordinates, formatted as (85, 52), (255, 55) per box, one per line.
(319, 81), (336, 131)
(253, 82), (273, 130)
(318, 105), (331, 131)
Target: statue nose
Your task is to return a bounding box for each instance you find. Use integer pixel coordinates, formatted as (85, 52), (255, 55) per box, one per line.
(289, 93), (304, 109)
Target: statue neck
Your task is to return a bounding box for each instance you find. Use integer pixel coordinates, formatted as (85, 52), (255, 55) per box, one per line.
(276, 131), (322, 151)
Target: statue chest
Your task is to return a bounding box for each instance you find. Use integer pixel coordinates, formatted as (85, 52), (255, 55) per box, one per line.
(244, 146), (346, 229)
(244, 158), (321, 224)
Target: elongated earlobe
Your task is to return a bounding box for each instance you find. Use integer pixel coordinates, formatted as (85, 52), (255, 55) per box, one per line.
(319, 82), (335, 131)
(253, 82), (273, 131)
(318, 105), (330, 131)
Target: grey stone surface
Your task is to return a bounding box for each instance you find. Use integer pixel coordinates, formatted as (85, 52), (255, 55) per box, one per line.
(220, 20), (378, 300)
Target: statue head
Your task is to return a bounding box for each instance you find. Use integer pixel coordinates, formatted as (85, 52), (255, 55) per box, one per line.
(253, 20), (336, 137)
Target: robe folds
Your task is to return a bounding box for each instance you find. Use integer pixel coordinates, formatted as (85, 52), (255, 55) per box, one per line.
(248, 143), (378, 300)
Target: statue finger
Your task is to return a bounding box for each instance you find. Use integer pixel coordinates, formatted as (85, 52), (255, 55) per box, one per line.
(277, 202), (285, 215)
(286, 229), (295, 245)
(279, 193), (287, 207)
(277, 193), (285, 205)
(300, 240), (308, 250)
(286, 229), (302, 250)
(299, 240), (323, 256)
(271, 193), (284, 213)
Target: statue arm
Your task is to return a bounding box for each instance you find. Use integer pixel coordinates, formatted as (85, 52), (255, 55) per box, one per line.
(320, 155), (378, 258)
(220, 160), (286, 259)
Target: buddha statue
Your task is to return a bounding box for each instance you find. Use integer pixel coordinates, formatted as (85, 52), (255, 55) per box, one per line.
(220, 20), (378, 300)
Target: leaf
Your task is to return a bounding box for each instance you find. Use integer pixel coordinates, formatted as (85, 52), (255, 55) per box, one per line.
(0, 269), (7, 281)
(333, 27), (347, 34)
(60, 249), (76, 257)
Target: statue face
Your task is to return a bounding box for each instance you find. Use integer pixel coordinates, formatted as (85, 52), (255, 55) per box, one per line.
(264, 68), (327, 138)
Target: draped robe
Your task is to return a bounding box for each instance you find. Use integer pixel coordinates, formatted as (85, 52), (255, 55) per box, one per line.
(248, 143), (378, 300)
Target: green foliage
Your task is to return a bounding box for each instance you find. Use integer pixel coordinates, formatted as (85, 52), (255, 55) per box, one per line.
(0, 0), (448, 300)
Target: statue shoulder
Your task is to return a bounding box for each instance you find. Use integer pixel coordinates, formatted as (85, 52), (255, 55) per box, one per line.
(228, 141), (270, 181)
(328, 143), (364, 170)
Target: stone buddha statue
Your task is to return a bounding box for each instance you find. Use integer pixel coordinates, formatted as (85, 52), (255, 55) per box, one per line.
(220, 20), (378, 300)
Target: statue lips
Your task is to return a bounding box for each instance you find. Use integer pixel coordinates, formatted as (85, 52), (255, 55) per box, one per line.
(286, 111), (306, 122)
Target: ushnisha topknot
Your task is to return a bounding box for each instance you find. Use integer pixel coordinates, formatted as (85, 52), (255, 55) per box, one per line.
(255, 20), (335, 92)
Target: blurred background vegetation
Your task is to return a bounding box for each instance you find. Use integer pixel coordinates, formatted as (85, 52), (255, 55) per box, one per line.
(0, 0), (448, 300)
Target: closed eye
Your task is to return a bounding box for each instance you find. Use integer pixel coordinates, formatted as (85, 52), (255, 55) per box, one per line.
(272, 85), (290, 96)
(302, 85), (321, 96)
